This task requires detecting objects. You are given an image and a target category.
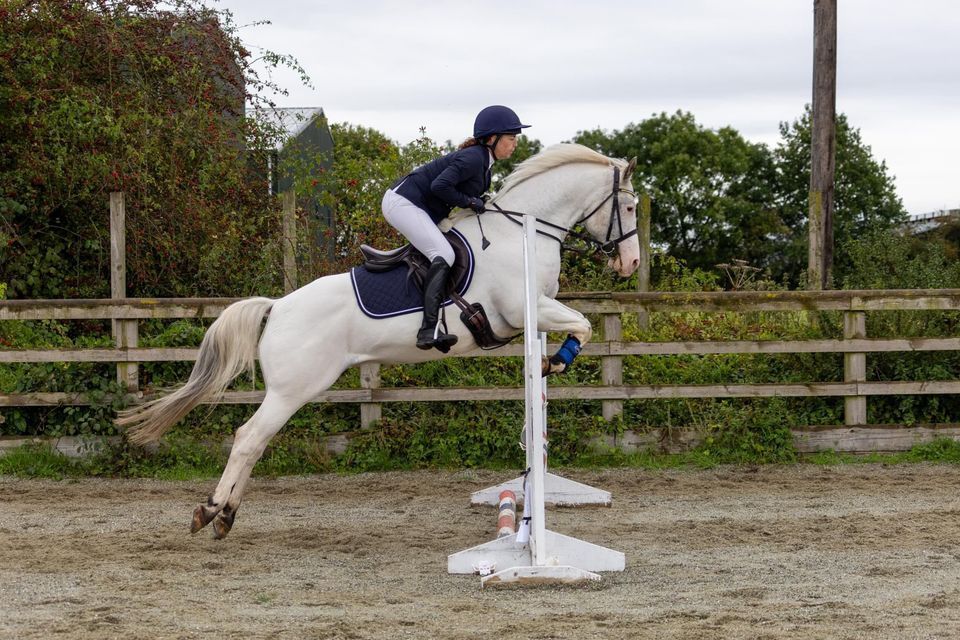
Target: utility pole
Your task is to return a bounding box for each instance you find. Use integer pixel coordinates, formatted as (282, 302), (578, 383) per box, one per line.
(809, 0), (837, 290)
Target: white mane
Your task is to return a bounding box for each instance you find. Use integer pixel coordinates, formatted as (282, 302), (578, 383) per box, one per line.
(444, 143), (626, 228)
(492, 143), (625, 201)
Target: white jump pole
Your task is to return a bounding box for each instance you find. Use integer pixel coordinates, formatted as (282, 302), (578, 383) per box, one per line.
(469, 246), (612, 507)
(447, 216), (625, 586)
(523, 215), (548, 569)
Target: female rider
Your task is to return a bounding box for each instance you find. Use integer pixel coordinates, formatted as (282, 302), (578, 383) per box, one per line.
(382, 105), (530, 352)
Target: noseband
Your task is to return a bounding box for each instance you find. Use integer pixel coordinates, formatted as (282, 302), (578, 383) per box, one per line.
(485, 164), (639, 257)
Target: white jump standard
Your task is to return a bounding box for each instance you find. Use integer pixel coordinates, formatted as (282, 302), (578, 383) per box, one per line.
(448, 216), (625, 586)
(468, 358), (612, 508)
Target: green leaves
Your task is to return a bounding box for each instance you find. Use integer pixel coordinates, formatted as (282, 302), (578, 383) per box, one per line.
(574, 107), (907, 287)
(0, 0), (304, 298)
(774, 107), (907, 283)
(576, 111), (781, 281)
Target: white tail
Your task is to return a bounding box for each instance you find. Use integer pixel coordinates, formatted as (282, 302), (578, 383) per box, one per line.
(116, 297), (275, 444)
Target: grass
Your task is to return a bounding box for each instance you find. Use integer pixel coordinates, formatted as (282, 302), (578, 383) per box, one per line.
(5, 437), (960, 479)
(0, 443), (80, 479)
(573, 447), (718, 470)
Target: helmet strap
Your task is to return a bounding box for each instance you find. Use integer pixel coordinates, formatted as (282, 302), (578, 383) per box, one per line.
(484, 134), (504, 159)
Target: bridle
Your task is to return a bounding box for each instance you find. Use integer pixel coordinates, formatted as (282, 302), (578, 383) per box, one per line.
(575, 165), (639, 255)
(482, 164), (639, 257)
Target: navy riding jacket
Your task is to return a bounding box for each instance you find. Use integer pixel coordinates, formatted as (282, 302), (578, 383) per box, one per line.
(393, 144), (491, 223)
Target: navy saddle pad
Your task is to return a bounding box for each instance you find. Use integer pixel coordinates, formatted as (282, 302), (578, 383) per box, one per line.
(349, 229), (475, 319)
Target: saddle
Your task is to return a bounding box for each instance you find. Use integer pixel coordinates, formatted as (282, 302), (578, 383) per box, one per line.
(357, 230), (517, 350)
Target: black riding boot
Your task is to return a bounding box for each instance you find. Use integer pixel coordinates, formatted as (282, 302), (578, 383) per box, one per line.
(416, 257), (459, 352)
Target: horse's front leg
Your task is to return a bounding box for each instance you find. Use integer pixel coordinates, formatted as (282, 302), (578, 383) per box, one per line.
(536, 295), (592, 376)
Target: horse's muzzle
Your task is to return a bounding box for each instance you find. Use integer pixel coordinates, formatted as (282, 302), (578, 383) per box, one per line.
(609, 254), (640, 277)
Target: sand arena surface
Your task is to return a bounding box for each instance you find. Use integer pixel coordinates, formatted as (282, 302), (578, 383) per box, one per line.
(2, 464), (960, 639)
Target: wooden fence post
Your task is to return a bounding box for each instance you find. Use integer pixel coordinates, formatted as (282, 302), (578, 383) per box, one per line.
(602, 313), (623, 422)
(360, 363), (381, 428)
(110, 192), (138, 392)
(282, 190), (298, 294)
(844, 311), (867, 425)
(637, 193), (651, 330)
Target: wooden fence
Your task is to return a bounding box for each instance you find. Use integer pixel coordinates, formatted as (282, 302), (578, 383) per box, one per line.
(3, 289), (960, 453)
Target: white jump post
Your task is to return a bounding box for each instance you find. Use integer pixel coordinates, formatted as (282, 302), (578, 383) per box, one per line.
(468, 340), (613, 507)
(447, 216), (625, 587)
(468, 304), (612, 506)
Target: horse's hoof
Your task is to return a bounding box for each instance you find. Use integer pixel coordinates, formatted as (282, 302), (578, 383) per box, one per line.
(211, 513), (234, 540)
(541, 356), (567, 377)
(211, 519), (230, 539)
(191, 505), (215, 534)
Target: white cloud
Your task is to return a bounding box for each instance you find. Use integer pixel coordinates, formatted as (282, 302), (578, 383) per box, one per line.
(219, 0), (960, 213)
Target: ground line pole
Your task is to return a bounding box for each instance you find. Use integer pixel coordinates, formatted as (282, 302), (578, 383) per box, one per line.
(809, 0), (837, 290)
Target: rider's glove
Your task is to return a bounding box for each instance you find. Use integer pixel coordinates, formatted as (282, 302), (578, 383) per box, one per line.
(467, 197), (486, 214)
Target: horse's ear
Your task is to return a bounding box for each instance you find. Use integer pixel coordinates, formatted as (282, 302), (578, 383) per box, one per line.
(626, 156), (637, 177)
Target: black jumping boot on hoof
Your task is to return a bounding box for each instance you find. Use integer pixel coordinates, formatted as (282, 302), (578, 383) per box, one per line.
(416, 257), (459, 353)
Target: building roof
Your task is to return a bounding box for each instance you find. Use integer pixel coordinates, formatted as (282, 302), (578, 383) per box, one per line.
(255, 106), (326, 149)
(903, 209), (960, 235)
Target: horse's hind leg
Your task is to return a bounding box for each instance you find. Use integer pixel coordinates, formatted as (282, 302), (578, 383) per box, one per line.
(191, 390), (303, 538)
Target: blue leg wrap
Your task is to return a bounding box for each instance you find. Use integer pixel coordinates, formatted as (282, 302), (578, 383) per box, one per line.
(550, 335), (582, 368)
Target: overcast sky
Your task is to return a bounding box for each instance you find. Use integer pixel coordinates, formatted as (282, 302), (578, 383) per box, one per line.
(216, 0), (959, 215)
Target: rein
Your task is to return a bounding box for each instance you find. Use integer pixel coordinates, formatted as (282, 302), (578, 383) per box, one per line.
(479, 165), (639, 256)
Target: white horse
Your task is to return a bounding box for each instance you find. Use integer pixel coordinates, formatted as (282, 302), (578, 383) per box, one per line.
(118, 143), (641, 538)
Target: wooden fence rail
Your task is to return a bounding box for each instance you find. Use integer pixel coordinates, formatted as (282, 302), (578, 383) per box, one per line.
(3, 289), (960, 453)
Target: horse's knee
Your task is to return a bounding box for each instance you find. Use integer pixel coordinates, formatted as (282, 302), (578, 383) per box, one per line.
(569, 317), (592, 346)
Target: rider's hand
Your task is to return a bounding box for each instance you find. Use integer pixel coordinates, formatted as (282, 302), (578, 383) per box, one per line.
(467, 197), (486, 214)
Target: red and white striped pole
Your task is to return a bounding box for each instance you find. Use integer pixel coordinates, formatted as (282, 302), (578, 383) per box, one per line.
(496, 490), (516, 538)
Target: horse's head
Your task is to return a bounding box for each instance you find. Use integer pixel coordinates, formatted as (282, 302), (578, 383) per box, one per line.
(489, 144), (642, 278)
(577, 155), (641, 277)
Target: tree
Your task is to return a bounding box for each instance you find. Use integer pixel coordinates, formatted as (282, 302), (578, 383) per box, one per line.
(575, 109), (907, 287)
(774, 106), (907, 284)
(0, 0), (308, 298)
(575, 111), (783, 277)
(305, 124), (444, 276)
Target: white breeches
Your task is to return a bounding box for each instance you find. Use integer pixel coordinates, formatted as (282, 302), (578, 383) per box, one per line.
(382, 189), (455, 266)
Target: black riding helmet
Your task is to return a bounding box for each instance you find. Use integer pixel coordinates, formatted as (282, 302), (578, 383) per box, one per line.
(473, 105), (530, 151)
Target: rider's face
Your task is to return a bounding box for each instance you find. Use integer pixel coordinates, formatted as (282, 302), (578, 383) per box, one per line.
(491, 134), (518, 160)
